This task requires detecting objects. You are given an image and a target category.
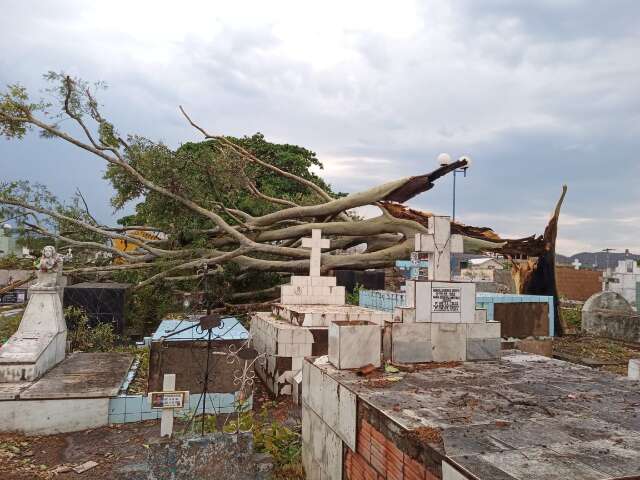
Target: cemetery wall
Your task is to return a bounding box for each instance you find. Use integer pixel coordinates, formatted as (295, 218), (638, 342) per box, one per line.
(556, 266), (602, 301)
(0, 269), (35, 287)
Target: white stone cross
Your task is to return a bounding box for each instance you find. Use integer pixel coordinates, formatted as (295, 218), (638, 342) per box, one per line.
(302, 229), (330, 277)
(415, 216), (464, 281)
(572, 258), (582, 270)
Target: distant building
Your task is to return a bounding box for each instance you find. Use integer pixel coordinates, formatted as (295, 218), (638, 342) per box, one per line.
(467, 258), (504, 270)
(460, 257), (504, 282)
(605, 259), (640, 308)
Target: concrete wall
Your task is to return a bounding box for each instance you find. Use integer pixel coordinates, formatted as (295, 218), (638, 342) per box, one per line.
(0, 269), (35, 287)
(0, 397), (109, 435)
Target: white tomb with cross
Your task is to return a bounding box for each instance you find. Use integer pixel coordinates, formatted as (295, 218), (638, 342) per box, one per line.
(279, 228), (346, 306)
(390, 215), (501, 363)
(572, 259), (582, 270)
(249, 227), (393, 398)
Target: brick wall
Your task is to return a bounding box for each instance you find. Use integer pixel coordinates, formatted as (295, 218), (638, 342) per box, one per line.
(345, 419), (439, 480)
(556, 266), (602, 301)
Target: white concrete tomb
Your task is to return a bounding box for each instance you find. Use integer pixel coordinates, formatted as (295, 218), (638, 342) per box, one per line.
(0, 246), (70, 382)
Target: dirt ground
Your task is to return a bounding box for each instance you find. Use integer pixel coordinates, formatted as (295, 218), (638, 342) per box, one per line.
(0, 421), (161, 479)
(0, 379), (300, 480)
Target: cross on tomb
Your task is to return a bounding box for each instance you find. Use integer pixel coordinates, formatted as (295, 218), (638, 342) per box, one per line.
(149, 373), (190, 438)
(416, 216), (464, 281)
(572, 258), (582, 270)
(301, 229), (330, 277)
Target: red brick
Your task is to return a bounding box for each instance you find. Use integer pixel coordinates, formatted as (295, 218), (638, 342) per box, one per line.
(404, 454), (427, 480)
(405, 470), (426, 480)
(425, 467), (440, 480)
(349, 452), (367, 480)
(387, 461), (404, 480)
(387, 441), (404, 462)
(364, 461), (378, 480)
(357, 429), (371, 462)
(369, 447), (386, 475)
(370, 427), (386, 444)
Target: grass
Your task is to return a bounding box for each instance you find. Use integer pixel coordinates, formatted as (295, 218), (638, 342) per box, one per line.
(0, 312), (22, 345)
(254, 402), (304, 480)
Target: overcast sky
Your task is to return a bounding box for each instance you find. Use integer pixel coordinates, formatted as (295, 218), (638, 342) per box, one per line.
(1, 0), (639, 255)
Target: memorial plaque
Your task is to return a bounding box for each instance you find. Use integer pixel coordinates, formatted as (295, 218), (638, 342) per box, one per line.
(431, 287), (461, 313)
(150, 390), (188, 409)
(0, 289), (27, 304)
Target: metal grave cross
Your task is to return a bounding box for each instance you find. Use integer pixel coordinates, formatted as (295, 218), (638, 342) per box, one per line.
(149, 374), (189, 437)
(415, 216), (464, 281)
(572, 258), (582, 270)
(301, 229), (330, 277)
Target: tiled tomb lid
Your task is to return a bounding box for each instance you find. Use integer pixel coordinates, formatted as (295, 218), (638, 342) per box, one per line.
(307, 352), (640, 479)
(152, 317), (249, 341)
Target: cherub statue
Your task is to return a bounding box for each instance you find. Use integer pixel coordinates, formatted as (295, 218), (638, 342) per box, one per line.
(33, 246), (72, 288)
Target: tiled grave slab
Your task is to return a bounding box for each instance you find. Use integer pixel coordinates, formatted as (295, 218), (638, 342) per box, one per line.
(305, 351), (640, 480)
(19, 352), (134, 399)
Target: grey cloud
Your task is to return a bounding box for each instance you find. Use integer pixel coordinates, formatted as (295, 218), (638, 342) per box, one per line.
(0, 1), (638, 254)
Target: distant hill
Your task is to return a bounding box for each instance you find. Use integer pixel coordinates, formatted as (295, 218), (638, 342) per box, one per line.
(557, 251), (640, 269)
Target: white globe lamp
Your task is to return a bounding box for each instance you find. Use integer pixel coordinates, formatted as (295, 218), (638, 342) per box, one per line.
(437, 153), (451, 166)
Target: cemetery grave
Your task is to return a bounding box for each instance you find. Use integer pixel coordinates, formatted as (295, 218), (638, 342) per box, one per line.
(250, 229), (393, 398)
(299, 215), (640, 479)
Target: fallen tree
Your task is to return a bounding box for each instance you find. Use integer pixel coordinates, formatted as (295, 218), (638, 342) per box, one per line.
(0, 73), (567, 332)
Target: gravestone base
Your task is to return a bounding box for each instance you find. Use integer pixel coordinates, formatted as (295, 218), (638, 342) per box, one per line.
(328, 321), (381, 370)
(0, 287), (67, 383)
(251, 302), (391, 396)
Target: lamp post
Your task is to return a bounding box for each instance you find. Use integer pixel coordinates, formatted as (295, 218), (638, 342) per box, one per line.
(437, 154), (471, 222)
(602, 248), (615, 272)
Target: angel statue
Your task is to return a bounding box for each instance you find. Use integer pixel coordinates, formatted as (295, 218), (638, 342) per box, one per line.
(33, 246), (73, 288)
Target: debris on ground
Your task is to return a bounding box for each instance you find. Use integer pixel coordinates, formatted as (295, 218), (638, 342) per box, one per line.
(357, 363), (377, 376)
(408, 426), (443, 446)
(72, 460), (98, 474)
(553, 335), (639, 375)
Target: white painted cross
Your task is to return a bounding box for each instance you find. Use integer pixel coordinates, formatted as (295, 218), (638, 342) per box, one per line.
(302, 229), (330, 277)
(415, 216), (464, 281)
(572, 259), (582, 270)
(148, 374), (189, 438)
